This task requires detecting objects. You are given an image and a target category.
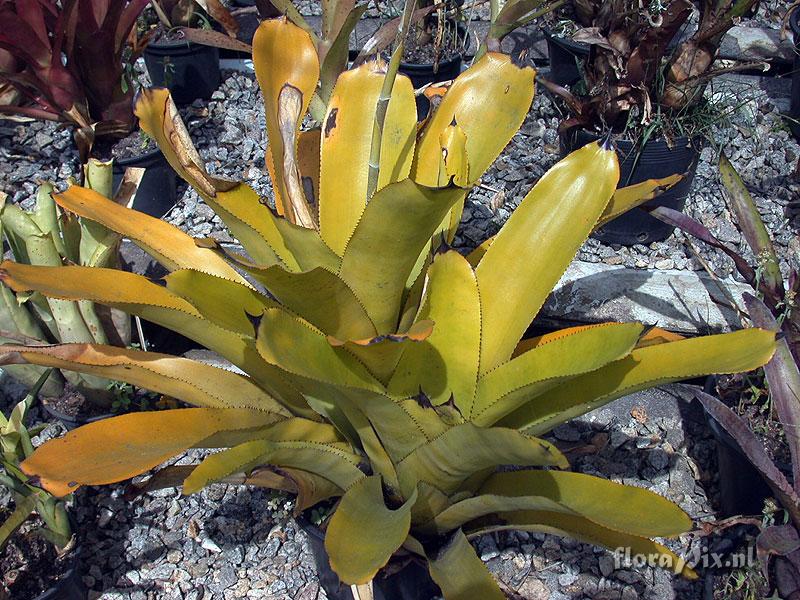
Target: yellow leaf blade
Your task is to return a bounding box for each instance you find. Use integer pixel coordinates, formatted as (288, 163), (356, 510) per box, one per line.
(426, 530), (506, 600)
(477, 470), (692, 538)
(54, 185), (248, 285)
(599, 174), (684, 227)
(253, 17), (320, 222)
(388, 251), (480, 409)
(325, 475), (417, 585)
(468, 511), (697, 579)
(21, 408), (284, 497)
(255, 307), (384, 392)
(0, 343), (290, 414)
(320, 63), (417, 255)
(500, 328), (777, 434)
(412, 52), (535, 187)
(473, 322), (644, 426)
(476, 141), (620, 374)
(338, 180), (465, 334)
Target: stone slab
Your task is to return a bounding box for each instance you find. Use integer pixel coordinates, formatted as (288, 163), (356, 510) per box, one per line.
(538, 261), (753, 335)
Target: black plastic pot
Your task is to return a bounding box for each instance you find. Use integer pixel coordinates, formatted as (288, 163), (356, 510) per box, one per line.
(34, 544), (85, 600)
(137, 320), (202, 356)
(144, 39), (221, 105)
(789, 9), (800, 140)
(42, 400), (113, 432)
(544, 30), (589, 87)
(297, 516), (441, 600)
(399, 23), (469, 120)
(703, 377), (773, 518)
(112, 148), (177, 218)
(561, 129), (701, 245)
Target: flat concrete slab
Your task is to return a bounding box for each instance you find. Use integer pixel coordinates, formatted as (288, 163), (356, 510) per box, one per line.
(538, 261), (752, 335)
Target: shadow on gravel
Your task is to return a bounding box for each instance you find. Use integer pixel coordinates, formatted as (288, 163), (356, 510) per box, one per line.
(537, 267), (742, 337)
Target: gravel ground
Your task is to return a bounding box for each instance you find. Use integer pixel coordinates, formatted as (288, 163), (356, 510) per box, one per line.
(292, 0), (793, 29)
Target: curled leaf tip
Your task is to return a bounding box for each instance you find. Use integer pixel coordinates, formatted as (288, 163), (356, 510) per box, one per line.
(434, 236), (451, 256)
(415, 387), (434, 409)
(194, 237), (220, 250)
(245, 310), (263, 335)
(601, 131), (615, 151)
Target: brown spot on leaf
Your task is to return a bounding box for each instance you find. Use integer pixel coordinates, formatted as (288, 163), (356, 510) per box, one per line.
(324, 108), (338, 138)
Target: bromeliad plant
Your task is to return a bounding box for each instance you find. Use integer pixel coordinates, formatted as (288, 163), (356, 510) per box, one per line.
(0, 0), (151, 161)
(0, 161), (132, 403)
(0, 17), (778, 596)
(0, 370), (72, 553)
(542, 0), (762, 135)
(146, 0), (243, 47)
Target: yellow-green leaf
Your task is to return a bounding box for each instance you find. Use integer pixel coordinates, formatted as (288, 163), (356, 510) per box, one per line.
(468, 511), (696, 579)
(598, 174), (683, 228)
(54, 186), (247, 285)
(338, 179), (465, 334)
(319, 63), (417, 255)
(163, 269), (277, 336)
(477, 470), (692, 538)
(426, 530), (505, 600)
(0, 343), (290, 414)
(185, 438), (364, 495)
(255, 307), (384, 392)
(389, 251), (480, 409)
(476, 142), (619, 374)
(396, 424), (567, 497)
(325, 475), (417, 585)
(412, 52), (535, 187)
(464, 174), (683, 268)
(182, 417), (343, 492)
(500, 328), (776, 434)
(229, 263), (376, 341)
(0, 261), (310, 413)
(472, 322), (644, 426)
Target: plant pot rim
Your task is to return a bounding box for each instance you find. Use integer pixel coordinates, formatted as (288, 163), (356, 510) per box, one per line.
(144, 36), (210, 52)
(563, 127), (703, 148)
(112, 145), (164, 167)
(542, 27), (589, 50)
(41, 398), (114, 429)
(399, 21), (470, 70)
(399, 53), (464, 72)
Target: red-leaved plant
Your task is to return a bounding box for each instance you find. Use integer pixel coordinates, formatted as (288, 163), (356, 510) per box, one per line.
(654, 157), (800, 598)
(0, 0), (151, 161)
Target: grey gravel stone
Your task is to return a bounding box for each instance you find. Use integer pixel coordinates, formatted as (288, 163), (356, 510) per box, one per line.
(599, 554), (616, 578)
